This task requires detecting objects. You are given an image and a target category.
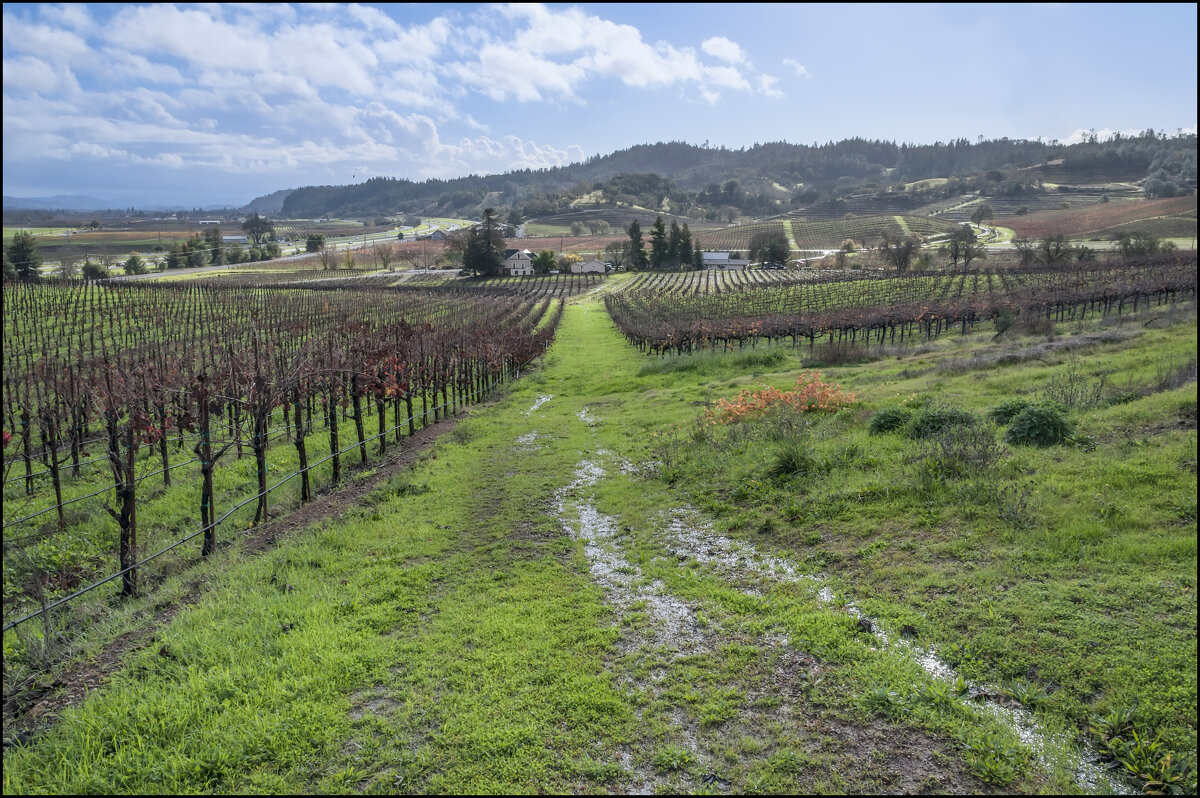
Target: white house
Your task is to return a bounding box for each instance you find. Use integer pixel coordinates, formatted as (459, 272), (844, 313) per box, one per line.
(571, 259), (606, 274)
(503, 249), (535, 276)
(702, 251), (751, 270)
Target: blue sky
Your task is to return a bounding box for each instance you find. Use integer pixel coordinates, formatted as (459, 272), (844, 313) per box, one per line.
(2, 2), (1196, 208)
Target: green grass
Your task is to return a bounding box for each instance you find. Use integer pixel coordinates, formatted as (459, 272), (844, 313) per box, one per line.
(644, 307), (1198, 789)
(3, 295), (1195, 794)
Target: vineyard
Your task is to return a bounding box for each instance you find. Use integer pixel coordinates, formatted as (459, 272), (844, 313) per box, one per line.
(694, 215), (960, 253)
(999, 195), (1199, 239)
(203, 271), (610, 298)
(605, 254), (1198, 354)
(2, 280), (562, 650)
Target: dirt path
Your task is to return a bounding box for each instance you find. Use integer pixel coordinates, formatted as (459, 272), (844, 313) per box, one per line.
(545, 400), (990, 793)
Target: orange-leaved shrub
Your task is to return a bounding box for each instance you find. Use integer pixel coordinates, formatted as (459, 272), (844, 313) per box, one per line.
(704, 371), (856, 424)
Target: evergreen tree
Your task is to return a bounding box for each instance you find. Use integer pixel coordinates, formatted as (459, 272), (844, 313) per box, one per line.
(679, 224), (693, 270)
(204, 227), (224, 266)
(692, 240), (704, 270)
(648, 216), (668, 270)
(241, 212), (275, 245)
(627, 220), (648, 271)
(667, 220), (683, 269)
(6, 231), (42, 281)
(463, 207), (504, 276)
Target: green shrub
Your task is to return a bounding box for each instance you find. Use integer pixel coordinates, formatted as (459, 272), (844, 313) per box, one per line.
(869, 407), (913, 434)
(905, 407), (977, 439)
(988, 399), (1035, 424)
(768, 442), (822, 480)
(1004, 406), (1072, 447)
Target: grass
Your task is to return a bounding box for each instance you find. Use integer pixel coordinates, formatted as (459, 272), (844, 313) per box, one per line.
(3, 294), (1195, 794)
(646, 306), (1197, 789)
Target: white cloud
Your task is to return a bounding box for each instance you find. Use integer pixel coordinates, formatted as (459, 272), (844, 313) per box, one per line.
(1060, 127), (1150, 144)
(701, 36), (745, 64)
(782, 58), (811, 78)
(759, 74), (784, 99)
(2, 55), (80, 96)
(1, 2), (793, 203)
(456, 4), (768, 102)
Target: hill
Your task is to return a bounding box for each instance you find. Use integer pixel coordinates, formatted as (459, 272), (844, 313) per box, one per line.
(265, 134), (1196, 222)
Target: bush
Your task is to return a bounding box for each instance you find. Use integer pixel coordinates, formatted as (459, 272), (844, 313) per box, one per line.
(1004, 406), (1072, 447)
(704, 372), (856, 424)
(81, 261), (110, 280)
(905, 408), (977, 439)
(869, 407), (914, 434)
(988, 400), (1034, 424)
(920, 423), (1005, 477)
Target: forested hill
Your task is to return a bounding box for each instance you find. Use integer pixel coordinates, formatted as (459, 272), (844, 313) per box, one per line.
(273, 133), (1196, 219)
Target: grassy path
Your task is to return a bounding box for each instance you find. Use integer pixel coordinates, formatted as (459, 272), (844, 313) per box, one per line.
(781, 219), (801, 253)
(6, 296), (1191, 793)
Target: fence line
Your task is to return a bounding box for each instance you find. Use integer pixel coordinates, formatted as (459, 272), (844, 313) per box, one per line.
(2, 382), (491, 633)
(3, 402), (301, 483)
(3, 421), (296, 530)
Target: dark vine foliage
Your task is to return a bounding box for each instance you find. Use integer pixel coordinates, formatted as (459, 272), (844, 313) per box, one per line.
(604, 255), (1197, 356)
(3, 280), (563, 604)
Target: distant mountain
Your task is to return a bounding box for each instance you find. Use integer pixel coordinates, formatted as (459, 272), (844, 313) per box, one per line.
(275, 134), (1195, 221)
(242, 188), (296, 216)
(3, 194), (113, 211)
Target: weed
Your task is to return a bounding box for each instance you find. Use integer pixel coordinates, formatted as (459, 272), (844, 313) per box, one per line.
(1040, 356), (1107, 409)
(704, 372), (856, 425)
(767, 443), (823, 481)
(1090, 704), (1138, 741)
(961, 731), (1025, 786)
(1151, 353), (1198, 393)
(653, 745), (694, 773)
(918, 422), (1005, 477)
(994, 484), (1036, 529)
(913, 680), (961, 714)
(1106, 729), (1195, 794)
(1004, 677), (1048, 709)
(862, 682), (909, 719)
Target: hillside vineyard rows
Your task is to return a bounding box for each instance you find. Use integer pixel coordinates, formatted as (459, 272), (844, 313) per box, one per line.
(3, 281), (562, 626)
(605, 254), (1197, 354)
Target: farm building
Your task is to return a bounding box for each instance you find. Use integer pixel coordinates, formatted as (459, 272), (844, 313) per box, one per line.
(221, 235), (249, 244)
(503, 249), (535, 276)
(702, 251), (750, 270)
(428, 229), (447, 241)
(570, 259), (606, 274)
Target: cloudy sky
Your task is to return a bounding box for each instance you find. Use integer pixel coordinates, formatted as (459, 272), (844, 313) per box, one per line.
(2, 2), (1196, 208)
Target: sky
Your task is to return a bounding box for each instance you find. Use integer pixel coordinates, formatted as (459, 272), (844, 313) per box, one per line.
(2, 2), (1197, 209)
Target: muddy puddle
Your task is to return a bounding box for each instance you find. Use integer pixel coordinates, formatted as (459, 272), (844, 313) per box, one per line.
(663, 510), (1126, 794)
(543, 406), (1124, 794)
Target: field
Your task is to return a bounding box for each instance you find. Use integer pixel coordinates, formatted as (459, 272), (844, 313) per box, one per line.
(999, 196), (1198, 240)
(1, 210), (1197, 795)
(2, 278), (1194, 794)
(694, 215), (960, 253)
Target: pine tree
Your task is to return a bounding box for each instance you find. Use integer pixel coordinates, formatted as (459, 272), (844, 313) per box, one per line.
(648, 216), (668, 270)
(627, 220), (648, 271)
(6, 231), (42, 281)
